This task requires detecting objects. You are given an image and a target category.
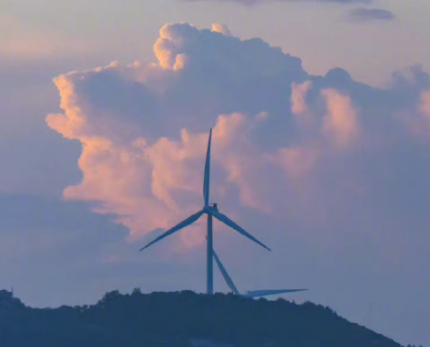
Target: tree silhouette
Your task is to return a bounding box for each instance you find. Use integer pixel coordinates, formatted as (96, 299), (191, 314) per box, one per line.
(0, 290), (405, 347)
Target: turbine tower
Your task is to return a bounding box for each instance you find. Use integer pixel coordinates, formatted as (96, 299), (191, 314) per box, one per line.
(140, 128), (271, 294)
(213, 248), (307, 298)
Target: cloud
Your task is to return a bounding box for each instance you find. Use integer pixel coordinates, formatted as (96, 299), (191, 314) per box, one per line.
(346, 8), (395, 22)
(405, 90), (430, 136)
(291, 81), (312, 115)
(211, 23), (233, 37)
(271, 146), (319, 178)
(420, 90), (430, 117)
(46, 23), (430, 253)
(184, 0), (371, 4)
(321, 89), (359, 148)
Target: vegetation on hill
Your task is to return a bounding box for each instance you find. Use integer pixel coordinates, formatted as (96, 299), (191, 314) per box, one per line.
(0, 289), (410, 347)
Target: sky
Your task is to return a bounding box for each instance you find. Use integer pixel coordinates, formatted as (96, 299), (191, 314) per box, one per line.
(1, 0), (430, 345)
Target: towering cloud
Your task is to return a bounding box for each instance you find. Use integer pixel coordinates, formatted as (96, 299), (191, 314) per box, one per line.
(47, 23), (430, 252)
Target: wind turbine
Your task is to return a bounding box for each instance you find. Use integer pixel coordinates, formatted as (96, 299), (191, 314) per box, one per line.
(140, 128), (271, 294)
(213, 248), (307, 298)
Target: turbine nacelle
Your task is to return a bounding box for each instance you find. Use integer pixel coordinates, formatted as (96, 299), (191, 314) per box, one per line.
(203, 203), (218, 214)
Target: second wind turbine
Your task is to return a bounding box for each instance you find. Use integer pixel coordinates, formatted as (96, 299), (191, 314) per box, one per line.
(140, 129), (271, 295)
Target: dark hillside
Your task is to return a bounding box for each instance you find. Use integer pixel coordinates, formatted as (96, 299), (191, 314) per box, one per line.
(0, 289), (404, 347)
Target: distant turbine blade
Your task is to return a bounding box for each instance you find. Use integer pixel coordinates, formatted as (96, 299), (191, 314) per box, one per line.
(213, 250), (240, 295)
(203, 129), (212, 207)
(211, 210), (271, 251)
(243, 289), (307, 298)
(140, 210), (204, 251)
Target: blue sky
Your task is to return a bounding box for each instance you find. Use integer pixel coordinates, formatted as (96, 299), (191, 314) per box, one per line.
(1, 0), (430, 345)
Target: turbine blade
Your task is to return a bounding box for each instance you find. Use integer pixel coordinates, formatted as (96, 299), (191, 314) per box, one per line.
(211, 210), (271, 251)
(203, 128), (212, 207)
(213, 249), (240, 295)
(140, 210), (204, 251)
(243, 289), (307, 298)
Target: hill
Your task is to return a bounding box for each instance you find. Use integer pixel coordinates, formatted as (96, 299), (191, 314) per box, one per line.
(0, 289), (406, 347)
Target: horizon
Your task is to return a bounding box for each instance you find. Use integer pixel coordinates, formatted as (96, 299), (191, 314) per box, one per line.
(1, 1), (430, 346)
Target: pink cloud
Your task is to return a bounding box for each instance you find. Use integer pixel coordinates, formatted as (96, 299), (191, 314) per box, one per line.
(420, 90), (430, 117)
(272, 147), (319, 178)
(46, 23), (430, 250)
(321, 89), (360, 148)
(291, 81), (312, 115)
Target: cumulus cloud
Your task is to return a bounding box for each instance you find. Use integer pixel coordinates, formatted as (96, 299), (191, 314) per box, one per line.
(321, 89), (359, 148)
(211, 23), (233, 36)
(271, 147), (319, 178)
(420, 90), (430, 117)
(47, 23), (430, 252)
(405, 90), (430, 136)
(291, 81), (312, 115)
(346, 8), (395, 22)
